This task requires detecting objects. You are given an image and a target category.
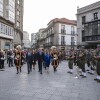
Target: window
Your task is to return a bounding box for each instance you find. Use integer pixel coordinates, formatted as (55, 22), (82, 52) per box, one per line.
(84, 24), (89, 36)
(71, 37), (75, 45)
(3, 25), (6, 34)
(18, 0), (20, 4)
(88, 23), (92, 36)
(0, 3), (3, 16)
(61, 25), (66, 34)
(92, 22), (98, 35)
(71, 37), (74, 42)
(82, 30), (85, 42)
(98, 21), (100, 34)
(82, 16), (86, 24)
(61, 25), (65, 29)
(94, 12), (98, 20)
(1, 23), (3, 33)
(71, 26), (75, 34)
(82, 30), (85, 37)
(17, 21), (20, 27)
(61, 36), (65, 44)
(2, 24), (4, 34)
(5, 26), (8, 35)
(17, 10), (20, 15)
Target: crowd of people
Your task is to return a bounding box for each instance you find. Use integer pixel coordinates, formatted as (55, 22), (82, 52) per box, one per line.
(0, 44), (100, 83)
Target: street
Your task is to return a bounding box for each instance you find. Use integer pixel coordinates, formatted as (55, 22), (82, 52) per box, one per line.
(0, 61), (100, 100)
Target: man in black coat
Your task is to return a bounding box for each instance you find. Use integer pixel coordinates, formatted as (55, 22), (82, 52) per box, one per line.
(36, 48), (44, 74)
(26, 49), (34, 74)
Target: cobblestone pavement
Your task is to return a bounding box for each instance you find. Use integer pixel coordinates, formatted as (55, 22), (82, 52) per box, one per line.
(0, 61), (100, 100)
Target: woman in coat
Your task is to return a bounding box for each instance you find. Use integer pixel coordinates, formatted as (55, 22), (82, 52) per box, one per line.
(32, 50), (37, 70)
(44, 51), (51, 73)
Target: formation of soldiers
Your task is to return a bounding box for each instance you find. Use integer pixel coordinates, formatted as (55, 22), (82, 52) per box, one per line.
(0, 44), (100, 83)
(67, 44), (100, 83)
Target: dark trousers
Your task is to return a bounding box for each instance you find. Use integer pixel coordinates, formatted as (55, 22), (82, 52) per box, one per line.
(68, 61), (73, 69)
(0, 60), (4, 69)
(97, 61), (100, 75)
(7, 57), (8, 64)
(81, 63), (85, 73)
(8, 58), (13, 67)
(87, 60), (90, 67)
(27, 62), (32, 73)
(0, 60), (1, 69)
(38, 61), (42, 73)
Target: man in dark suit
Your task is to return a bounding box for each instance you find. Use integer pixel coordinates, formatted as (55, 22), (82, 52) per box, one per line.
(37, 48), (44, 74)
(26, 48), (34, 74)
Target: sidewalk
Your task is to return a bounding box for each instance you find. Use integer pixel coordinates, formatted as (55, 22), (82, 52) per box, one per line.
(0, 61), (100, 100)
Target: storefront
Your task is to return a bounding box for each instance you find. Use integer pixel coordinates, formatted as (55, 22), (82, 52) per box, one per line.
(0, 38), (13, 50)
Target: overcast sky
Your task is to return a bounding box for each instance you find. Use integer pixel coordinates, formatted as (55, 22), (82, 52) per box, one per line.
(23, 0), (99, 35)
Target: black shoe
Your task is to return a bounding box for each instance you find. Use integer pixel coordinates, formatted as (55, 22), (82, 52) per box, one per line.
(82, 76), (87, 78)
(97, 80), (100, 83)
(67, 71), (72, 74)
(40, 72), (42, 74)
(67, 71), (70, 73)
(88, 72), (94, 75)
(16, 72), (19, 74)
(80, 74), (84, 76)
(86, 69), (89, 71)
(94, 78), (98, 81)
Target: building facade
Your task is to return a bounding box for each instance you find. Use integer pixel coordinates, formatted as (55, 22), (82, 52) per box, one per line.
(36, 18), (77, 50)
(0, 0), (24, 50)
(0, 0), (15, 50)
(23, 31), (31, 48)
(77, 1), (100, 48)
(31, 33), (36, 48)
(14, 0), (24, 48)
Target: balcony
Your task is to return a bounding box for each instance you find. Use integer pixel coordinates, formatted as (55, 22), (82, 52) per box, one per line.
(71, 31), (75, 35)
(46, 31), (54, 38)
(44, 42), (53, 47)
(61, 29), (66, 34)
(71, 42), (75, 46)
(61, 41), (66, 46)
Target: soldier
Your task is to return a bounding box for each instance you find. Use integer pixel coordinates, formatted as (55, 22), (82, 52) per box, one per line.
(94, 44), (100, 83)
(76, 49), (82, 72)
(78, 46), (86, 78)
(14, 45), (24, 74)
(51, 46), (59, 72)
(90, 50), (96, 74)
(67, 49), (74, 74)
(86, 49), (93, 74)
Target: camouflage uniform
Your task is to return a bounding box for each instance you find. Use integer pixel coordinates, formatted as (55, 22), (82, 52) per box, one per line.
(94, 45), (100, 82)
(67, 50), (74, 74)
